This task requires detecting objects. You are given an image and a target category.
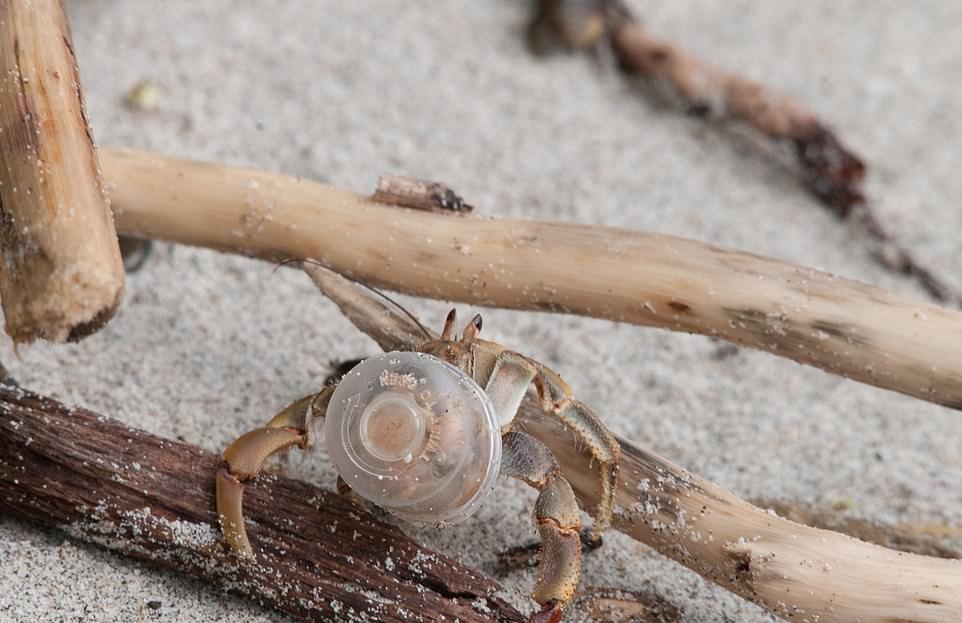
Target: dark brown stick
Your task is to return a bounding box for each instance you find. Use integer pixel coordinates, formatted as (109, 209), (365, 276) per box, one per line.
(0, 380), (524, 623)
(607, 8), (865, 213)
(0, 0), (125, 342)
(609, 11), (959, 306)
(527, 0), (960, 306)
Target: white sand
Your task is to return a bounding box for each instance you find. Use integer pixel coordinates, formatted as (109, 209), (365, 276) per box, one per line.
(1, 1), (961, 621)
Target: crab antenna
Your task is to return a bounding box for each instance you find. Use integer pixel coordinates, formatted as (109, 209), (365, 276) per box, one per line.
(441, 309), (458, 340)
(462, 314), (483, 342)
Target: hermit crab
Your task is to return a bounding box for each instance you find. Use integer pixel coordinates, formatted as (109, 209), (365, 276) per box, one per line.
(215, 265), (621, 622)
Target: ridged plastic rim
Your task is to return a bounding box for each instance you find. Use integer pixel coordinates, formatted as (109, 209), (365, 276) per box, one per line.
(429, 355), (502, 525)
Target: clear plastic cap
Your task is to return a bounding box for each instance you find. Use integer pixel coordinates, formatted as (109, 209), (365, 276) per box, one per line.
(324, 351), (501, 526)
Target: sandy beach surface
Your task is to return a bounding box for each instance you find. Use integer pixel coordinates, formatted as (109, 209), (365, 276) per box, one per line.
(2, 1), (961, 621)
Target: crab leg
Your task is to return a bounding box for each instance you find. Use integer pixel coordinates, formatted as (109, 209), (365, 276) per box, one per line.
(539, 390), (619, 544)
(483, 349), (537, 428)
(488, 350), (620, 543)
(216, 390), (330, 557)
(501, 431), (582, 623)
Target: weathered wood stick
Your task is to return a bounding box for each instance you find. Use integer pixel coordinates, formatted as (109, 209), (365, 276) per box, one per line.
(501, 501), (962, 572)
(306, 262), (962, 623)
(102, 147), (962, 411)
(526, 0), (959, 306)
(525, 414), (962, 623)
(0, 0), (124, 343)
(0, 381), (524, 623)
(753, 499), (962, 560)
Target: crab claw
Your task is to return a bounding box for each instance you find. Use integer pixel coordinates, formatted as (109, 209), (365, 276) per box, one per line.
(530, 601), (563, 623)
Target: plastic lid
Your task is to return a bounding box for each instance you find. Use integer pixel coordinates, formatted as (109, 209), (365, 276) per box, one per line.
(324, 351), (502, 525)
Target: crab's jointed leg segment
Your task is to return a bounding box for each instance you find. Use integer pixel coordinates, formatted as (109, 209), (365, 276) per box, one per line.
(501, 431), (582, 617)
(542, 392), (619, 543)
(488, 349), (621, 543)
(265, 393), (323, 446)
(528, 364), (620, 542)
(484, 350), (538, 428)
(216, 390), (330, 557)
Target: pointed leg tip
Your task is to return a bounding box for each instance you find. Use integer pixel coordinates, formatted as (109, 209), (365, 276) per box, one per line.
(220, 529), (256, 560)
(530, 601), (563, 623)
(216, 466), (255, 557)
(236, 545), (256, 560)
(219, 522), (255, 560)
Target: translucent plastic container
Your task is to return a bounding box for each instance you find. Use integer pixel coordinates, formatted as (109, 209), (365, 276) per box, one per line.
(325, 351), (502, 526)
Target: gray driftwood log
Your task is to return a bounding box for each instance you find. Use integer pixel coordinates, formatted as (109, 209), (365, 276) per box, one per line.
(0, 380), (523, 623)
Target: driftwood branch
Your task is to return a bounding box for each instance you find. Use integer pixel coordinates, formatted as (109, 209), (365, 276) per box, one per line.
(0, 380), (523, 623)
(102, 146), (962, 411)
(753, 499), (962, 561)
(0, 0), (124, 343)
(526, 0), (959, 306)
(531, 416), (962, 623)
(304, 263), (962, 623)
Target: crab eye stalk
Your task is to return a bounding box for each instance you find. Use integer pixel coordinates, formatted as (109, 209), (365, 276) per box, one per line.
(324, 351), (502, 525)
